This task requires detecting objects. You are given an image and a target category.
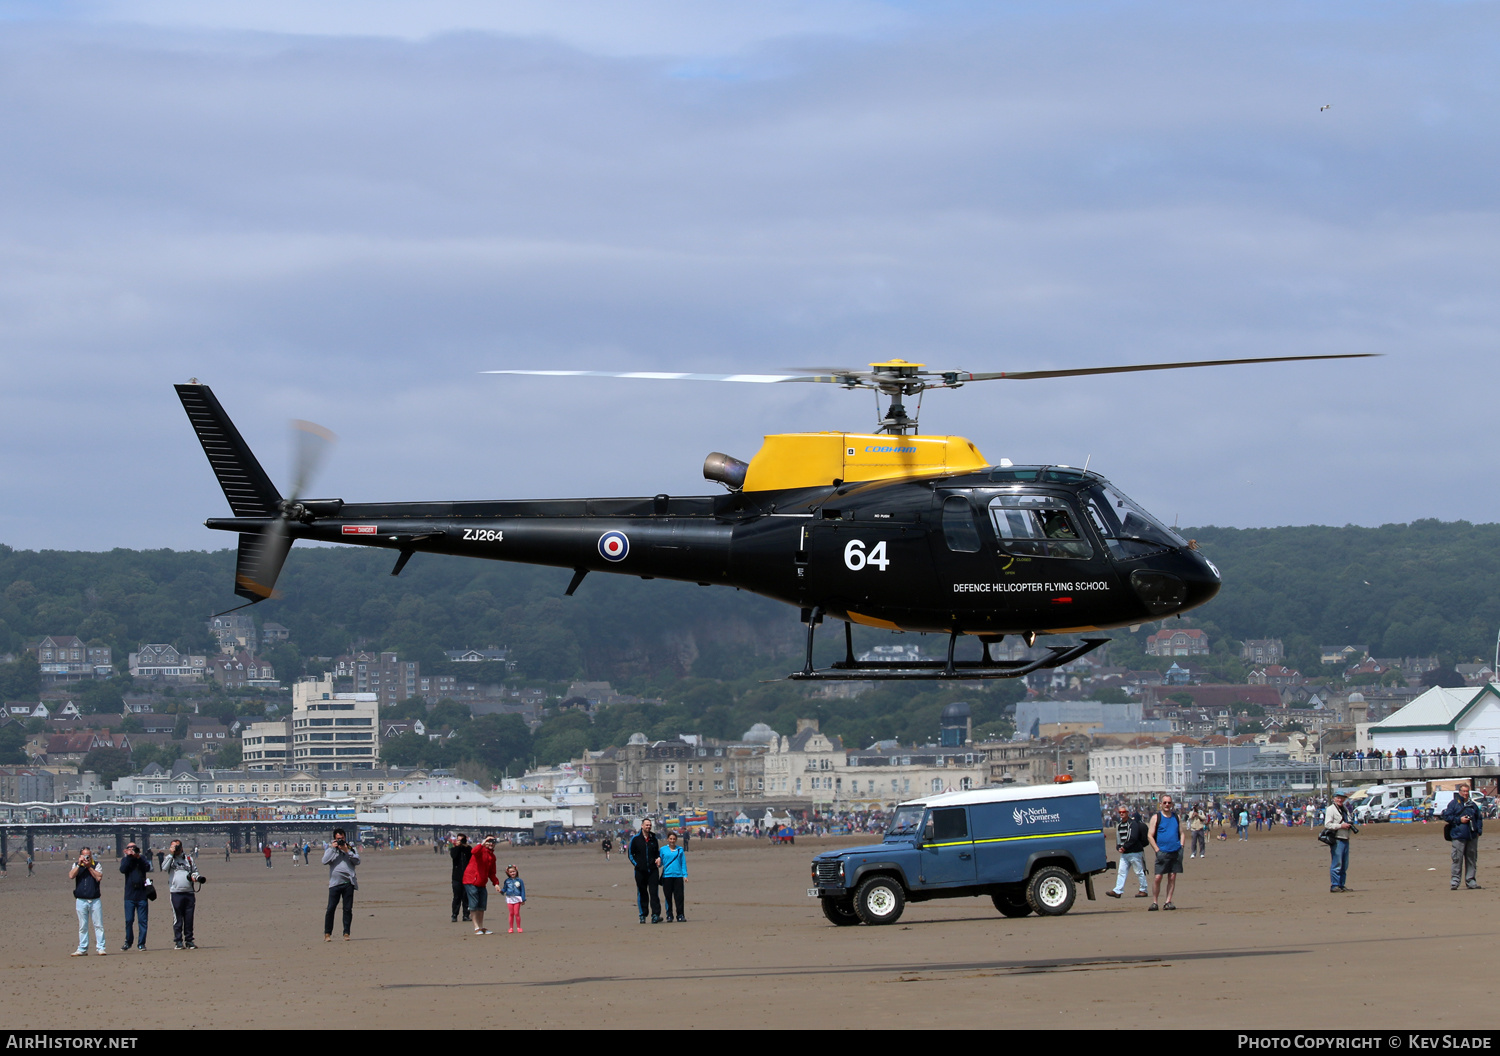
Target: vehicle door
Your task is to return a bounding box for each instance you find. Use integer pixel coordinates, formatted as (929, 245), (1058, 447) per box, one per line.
(916, 806), (977, 887)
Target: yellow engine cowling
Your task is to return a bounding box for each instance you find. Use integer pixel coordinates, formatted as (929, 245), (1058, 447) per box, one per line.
(741, 432), (989, 492)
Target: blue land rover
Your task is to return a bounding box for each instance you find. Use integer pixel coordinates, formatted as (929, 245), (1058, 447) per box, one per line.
(809, 782), (1110, 925)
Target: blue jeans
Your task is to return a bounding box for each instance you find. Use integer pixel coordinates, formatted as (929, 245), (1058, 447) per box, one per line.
(75, 898), (105, 953)
(1329, 838), (1349, 888)
(123, 898), (149, 948)
(1113, 851), (1148, 894)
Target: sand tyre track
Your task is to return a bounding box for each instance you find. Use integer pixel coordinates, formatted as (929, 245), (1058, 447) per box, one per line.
(853, 876), (906, 925)
(821, 897), (861, 926)
(1026, 866), (1077, 916)
(992, 888), (1033, 917)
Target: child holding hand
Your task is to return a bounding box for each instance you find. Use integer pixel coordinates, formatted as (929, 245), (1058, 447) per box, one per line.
(502, 864), (526, 933)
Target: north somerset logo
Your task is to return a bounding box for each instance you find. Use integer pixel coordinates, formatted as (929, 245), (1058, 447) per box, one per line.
(1013, 806), (1061, 826)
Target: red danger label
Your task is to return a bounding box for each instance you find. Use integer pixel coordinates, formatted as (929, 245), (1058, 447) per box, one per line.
(342, 525), (378, 535)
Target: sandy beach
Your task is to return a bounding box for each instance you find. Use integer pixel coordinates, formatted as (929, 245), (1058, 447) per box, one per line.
(6, 822), (1494, 1030)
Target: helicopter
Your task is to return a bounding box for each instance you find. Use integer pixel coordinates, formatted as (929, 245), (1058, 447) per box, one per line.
(176, 351), (1371, 680)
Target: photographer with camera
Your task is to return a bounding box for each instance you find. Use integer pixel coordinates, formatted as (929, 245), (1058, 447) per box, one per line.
(118, 842), (153, 952)
(322, 828), (361, 942)
(1323, 792), (1357, 892)
(69, 847), (106, 956)
(163, 839), (202, 949)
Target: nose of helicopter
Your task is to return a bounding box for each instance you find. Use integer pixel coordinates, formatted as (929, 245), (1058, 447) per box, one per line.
(1180, 550), (1221, 611)
(1127, 549), (1220, 618)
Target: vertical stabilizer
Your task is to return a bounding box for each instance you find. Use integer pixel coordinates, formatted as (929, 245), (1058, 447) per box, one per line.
(175, 383), (282, 516)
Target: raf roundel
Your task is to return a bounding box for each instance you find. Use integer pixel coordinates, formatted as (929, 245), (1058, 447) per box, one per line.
(598, 530), (630, 563)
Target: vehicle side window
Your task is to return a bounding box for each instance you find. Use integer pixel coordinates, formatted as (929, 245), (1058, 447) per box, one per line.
(987, 494), (1092, 560)
(930, 807), (968, 842)
(941, 496), (982, 553)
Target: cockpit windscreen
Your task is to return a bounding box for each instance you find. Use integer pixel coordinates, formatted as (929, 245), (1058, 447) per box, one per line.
(1083, 483), (1186, 559)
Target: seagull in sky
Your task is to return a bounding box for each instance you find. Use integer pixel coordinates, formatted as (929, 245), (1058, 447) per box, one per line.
(1320, 104), (1332, 112)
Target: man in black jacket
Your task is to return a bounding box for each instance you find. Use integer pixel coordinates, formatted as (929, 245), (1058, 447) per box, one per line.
(118, 842), (152, 951)
(449, 834), (473, 922)
(1105, 806), (1150, 899)
(628, 819), (663, 923)
(1443, 784), (1483, 891)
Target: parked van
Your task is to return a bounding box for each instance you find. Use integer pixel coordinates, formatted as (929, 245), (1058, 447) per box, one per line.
(1351, 783), (1430, 824)
(1431, 789), (1486, 817)
(808, 782), (1110, 926)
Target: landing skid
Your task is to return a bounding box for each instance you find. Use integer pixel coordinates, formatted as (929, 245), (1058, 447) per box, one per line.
(787, 611), (1109, 681)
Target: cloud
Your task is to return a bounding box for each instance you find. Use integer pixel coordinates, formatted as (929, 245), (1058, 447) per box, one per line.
(0, 2), (1496, 551)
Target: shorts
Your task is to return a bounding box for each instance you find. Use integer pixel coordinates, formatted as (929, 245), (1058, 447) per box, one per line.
(1154, 850), (1183, 875)
(465, 884), (488, 911)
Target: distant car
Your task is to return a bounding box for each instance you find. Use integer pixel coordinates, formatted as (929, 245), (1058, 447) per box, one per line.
(511, 832), (535, 847)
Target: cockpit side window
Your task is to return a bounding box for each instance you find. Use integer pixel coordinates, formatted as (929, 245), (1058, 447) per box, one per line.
(941, 495), (982, 553)
(987, 493), (1092, 560)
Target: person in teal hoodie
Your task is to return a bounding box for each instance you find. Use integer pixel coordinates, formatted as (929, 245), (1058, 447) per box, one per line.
(659, 831), (688, 922)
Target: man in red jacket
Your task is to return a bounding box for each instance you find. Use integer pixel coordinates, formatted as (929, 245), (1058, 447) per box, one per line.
(462, 835), (500, 934)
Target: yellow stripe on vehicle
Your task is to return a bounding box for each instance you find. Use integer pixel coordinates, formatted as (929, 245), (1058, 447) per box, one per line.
(923, 828), (1103, 849)
(975, 829), (1103, 845)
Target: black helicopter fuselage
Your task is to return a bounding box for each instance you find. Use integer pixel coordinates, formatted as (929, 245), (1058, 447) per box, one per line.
(204, 465), (1220, 638)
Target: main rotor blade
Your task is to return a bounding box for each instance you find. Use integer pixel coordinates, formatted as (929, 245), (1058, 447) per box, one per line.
(954, 352), (1378, 383)
(484, 369), (843, 384)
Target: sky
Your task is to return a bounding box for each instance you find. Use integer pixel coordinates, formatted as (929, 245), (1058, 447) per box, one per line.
(2, 1), (1498, 551)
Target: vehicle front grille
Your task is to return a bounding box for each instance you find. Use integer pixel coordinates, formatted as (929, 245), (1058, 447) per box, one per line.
(816, 859), (844, 885)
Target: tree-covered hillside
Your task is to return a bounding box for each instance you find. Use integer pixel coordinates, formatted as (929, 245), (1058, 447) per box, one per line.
(1185, 521), (1500, 669)
(3, 519), (1499, 690)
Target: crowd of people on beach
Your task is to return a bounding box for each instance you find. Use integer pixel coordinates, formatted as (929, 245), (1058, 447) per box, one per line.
(38, 772), (1499, 956)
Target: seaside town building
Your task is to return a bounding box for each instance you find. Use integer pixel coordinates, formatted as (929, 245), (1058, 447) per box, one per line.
(290, 674), (379, 771)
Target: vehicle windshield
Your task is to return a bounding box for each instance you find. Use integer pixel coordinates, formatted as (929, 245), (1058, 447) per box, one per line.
(1083, 483), (1186, 559)
(886, 806), (926, 838)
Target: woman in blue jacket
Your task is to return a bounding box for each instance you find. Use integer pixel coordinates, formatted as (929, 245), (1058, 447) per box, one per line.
(658, 832), (688, 922)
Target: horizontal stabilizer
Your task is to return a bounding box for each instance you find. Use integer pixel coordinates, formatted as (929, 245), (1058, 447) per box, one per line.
(176, 383), (282, 517)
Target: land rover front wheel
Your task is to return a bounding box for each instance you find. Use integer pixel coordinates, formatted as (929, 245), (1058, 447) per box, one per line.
(1026, 866), (1076, 916)
(992, 890), (1032, 918)
(821, 897), (861, 926)
(853, 876), (906, 925)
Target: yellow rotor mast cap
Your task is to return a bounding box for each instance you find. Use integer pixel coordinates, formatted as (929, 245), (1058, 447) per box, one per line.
(869, 359), (925, 374)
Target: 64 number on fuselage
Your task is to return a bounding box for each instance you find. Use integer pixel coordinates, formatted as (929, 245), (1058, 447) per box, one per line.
(843, 539), (890, 572)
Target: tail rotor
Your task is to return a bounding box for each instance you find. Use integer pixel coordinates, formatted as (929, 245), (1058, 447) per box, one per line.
(236, 418), (338, 603)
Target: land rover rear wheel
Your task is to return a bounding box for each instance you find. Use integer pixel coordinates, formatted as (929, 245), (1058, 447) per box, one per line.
(821, 897), (861, 926)
(853, 876), (906, 926)
(1026, 866), (1076, 916)
(992, 890), (1032, 918)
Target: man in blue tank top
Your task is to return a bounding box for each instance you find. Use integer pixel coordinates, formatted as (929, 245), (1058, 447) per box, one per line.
(1147, 795), (1184, 911)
